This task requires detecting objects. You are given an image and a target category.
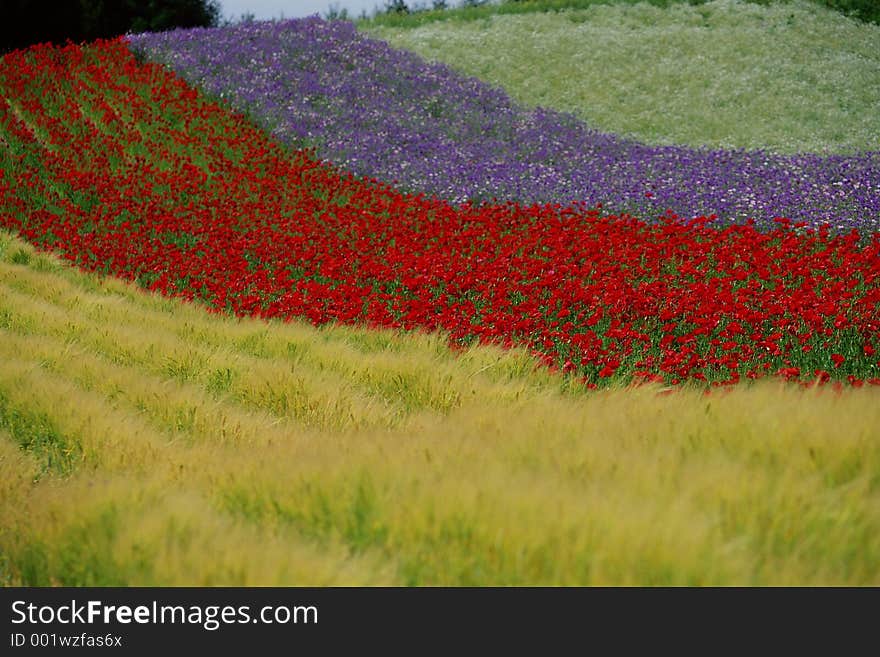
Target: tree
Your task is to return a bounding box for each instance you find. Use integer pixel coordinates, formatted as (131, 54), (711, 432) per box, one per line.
(324, 3), (350, 21)
(1, 0), (221, 54)
(384, 1), (410, 14)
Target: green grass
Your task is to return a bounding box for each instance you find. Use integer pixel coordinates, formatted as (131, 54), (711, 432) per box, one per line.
(1, 231), (878, 585)
(363, 0), (880, 154)
(361, 0), (880, 28)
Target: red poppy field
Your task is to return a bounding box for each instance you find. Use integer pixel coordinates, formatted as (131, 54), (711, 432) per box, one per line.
(2, 40), (878, 389)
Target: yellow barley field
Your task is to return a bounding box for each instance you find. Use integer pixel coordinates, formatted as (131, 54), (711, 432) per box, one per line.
(1, 232), (878, 585)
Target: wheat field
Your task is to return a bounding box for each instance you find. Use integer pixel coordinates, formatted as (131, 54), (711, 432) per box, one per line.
(1, 232), (878, 585)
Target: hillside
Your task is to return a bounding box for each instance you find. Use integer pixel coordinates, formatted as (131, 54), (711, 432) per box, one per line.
(2, 232), (879, 585)
(0, 2), (879, 586)
(365, 0), (880, 154)
(131, 4), (880, 228)
(4, 39), (877, 388)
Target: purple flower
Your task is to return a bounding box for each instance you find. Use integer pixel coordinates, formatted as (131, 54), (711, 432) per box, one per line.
(129, 17), (880, 234)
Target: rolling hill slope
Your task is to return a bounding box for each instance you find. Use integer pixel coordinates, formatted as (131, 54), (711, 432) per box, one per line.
(4, 39), (877, 388)
(2, 232), (879, 585)
(365, 0), (880, 154)
(131, 3), (880, 227)
(0, 2), (879, 586)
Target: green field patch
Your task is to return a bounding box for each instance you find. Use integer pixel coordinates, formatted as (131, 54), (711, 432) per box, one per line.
(365, 0), (880, 154)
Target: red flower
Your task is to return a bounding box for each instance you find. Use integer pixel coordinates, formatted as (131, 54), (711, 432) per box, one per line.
(2, 39), (878, 391)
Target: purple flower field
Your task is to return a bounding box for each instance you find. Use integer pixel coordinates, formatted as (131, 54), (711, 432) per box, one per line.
(129, 17), (880, 232)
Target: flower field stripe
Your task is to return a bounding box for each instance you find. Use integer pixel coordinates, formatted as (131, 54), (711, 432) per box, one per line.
(129, 11), (880, 231)
(2, 233), (880, 585)
(1, 40), (879, 388)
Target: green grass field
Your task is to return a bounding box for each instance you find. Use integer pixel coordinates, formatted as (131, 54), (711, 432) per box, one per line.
(362, 0), (880, 28)
(2, 232), (879, 585)
(364, 0), (880, 154)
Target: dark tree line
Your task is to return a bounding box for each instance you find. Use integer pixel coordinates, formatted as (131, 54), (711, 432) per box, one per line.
(1, 0), (221, 54)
